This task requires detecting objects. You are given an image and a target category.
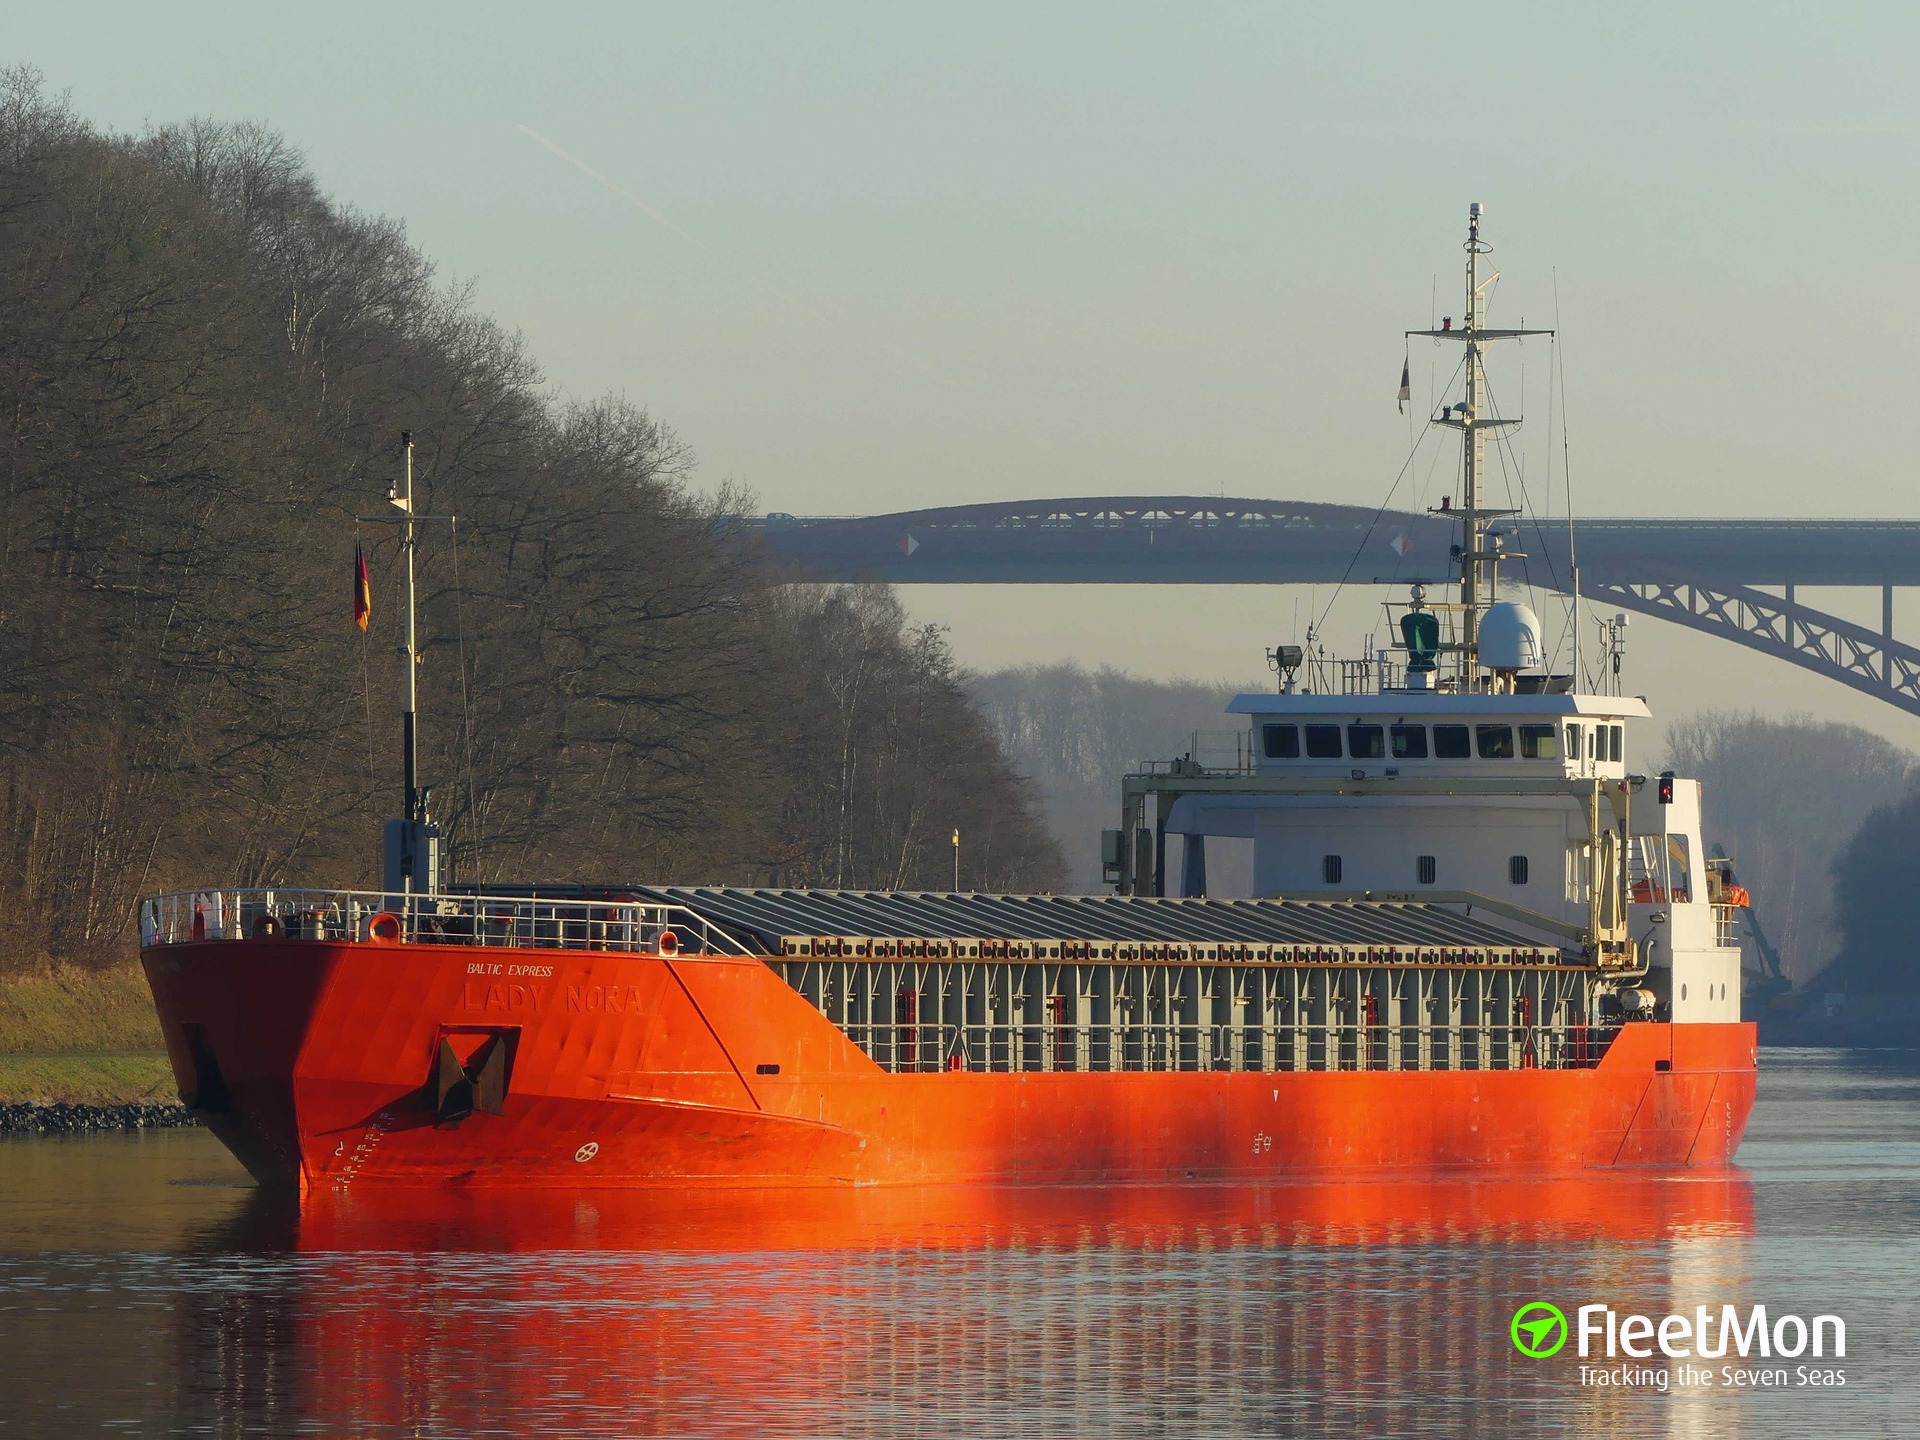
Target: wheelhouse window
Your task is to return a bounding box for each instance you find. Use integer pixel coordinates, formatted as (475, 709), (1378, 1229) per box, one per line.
(1416, 854), (1437, 885)
(1262, 723), (1300, 759)
(1322, 855), (1343, 884)
(1565, 723), (1581, 758)
(1609, 725), (1624, 762)
(1304, 724), (1343, 759)
(1519, 724), (1558, 760)
(1433, 724), (1471, 759)
(1347, 724), (1385, 759)
(1509, 855), (1529, 885)
(1476, 724), (1515, 759)
(1390, 723), (1428, 759)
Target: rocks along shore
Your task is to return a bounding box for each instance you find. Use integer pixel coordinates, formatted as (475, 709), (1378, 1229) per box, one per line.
(0, 1102), (196, 1134)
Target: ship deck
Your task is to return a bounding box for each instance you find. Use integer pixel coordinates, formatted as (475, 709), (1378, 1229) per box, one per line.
(144, 886), (1609, 1082)
(479, 885), (1579, 968)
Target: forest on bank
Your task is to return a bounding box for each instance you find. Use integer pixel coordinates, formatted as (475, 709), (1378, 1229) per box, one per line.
(1664, 711), (1920, 995)
(968, 664), (1259, 891)
(0, 71), (1061, 973)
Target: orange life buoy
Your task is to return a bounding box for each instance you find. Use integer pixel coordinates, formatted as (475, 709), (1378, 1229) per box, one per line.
(657, 928), (679, 956)
(367, 911), (403, 943)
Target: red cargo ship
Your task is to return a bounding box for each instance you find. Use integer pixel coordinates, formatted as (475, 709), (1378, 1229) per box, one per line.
(138, 205), (1757, 1198)
(139, 882), (1755, 1197)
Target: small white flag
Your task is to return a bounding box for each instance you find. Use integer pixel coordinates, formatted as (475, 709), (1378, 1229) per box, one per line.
(1390, 534), (1410, 558)
(899, 531), (920, 557)
(1397, 359), (1411, 415)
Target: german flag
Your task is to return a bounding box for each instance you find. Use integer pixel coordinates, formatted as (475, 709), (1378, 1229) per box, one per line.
(353, 540), (371, 631)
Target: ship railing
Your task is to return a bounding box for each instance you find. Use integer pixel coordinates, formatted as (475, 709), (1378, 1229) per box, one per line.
(843, 1019), (1623, 1075)
(1296, 652), (1407, 696)
(1135, 730), (1259, 778)
(1711, 904), (1740, 948)
(138, 888), (749, 956)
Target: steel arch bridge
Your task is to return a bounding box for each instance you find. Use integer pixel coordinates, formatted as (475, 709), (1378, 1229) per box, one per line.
(752, 497), (1920, 718)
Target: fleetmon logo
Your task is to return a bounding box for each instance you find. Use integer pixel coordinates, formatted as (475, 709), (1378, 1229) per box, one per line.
(1512, 1302), (1569, 1358)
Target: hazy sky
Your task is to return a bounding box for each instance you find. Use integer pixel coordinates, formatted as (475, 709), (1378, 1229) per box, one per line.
(15, 3), (1920, 748)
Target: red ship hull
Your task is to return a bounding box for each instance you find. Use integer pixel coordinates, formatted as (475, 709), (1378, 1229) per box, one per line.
(142, 938), (1757, 1197)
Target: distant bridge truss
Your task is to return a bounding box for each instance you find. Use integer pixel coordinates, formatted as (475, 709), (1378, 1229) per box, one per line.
(1586, 578), (1920, 717)
(755, 497), (1920, 718)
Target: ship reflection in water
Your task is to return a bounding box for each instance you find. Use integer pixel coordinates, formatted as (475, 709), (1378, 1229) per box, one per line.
(163, 1171), (1759, 1438)
(9, 1049), (1911, 1436)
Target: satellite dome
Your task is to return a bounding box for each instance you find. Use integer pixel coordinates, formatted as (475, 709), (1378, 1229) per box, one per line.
(1479, 602), (1544, 672)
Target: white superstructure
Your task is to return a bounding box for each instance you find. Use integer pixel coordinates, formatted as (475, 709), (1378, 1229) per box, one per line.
(1104, 204), (1743, 1028)
(1194, 693), (1647, 911)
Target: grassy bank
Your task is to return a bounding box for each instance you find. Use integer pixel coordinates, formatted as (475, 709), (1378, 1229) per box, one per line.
(0, 967), (171, 1103)
(0, 1052), (176, 1104)
(0, 966), (165, 1054)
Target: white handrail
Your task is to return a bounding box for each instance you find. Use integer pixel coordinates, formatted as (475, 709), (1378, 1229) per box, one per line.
(138, 888), (748, 956)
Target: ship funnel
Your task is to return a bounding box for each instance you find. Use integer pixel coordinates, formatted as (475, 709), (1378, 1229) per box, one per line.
(1479, 601), (1544, 672)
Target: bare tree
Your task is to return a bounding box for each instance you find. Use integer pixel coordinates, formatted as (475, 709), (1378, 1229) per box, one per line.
(0, 76), (1064, 969)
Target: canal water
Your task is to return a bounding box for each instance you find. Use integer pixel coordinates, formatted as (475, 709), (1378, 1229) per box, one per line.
(0, 1048), (1914, 1438)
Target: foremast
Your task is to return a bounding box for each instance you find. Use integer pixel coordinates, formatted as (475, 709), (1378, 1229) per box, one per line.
(363, 431), (455, 895)
(1407, 203), (1553, 689)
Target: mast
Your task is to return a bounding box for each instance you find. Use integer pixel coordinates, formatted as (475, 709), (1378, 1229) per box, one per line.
(1461, 209), (1488, 662)
(399, 431), (421, 825)
(367, 430), (454, 895)
(1407, 203), (1552, 688)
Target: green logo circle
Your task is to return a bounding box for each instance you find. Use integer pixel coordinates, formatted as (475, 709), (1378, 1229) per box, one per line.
(1512, 1302), (1569, 1358)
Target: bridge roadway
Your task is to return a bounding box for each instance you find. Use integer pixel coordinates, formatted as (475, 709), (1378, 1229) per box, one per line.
(751, 498), (1920, 717)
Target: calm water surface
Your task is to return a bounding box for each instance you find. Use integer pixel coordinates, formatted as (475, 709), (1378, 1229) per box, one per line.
(1, 1048), (1915, 1438)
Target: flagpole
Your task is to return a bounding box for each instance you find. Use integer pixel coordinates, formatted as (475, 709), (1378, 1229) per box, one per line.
(360, 433), (454, 896)
(400, 431), (420, 826)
